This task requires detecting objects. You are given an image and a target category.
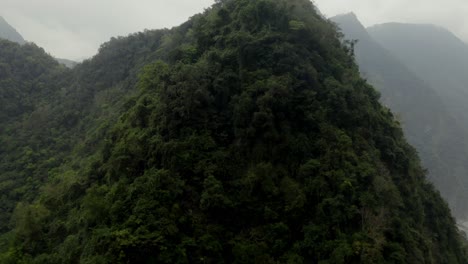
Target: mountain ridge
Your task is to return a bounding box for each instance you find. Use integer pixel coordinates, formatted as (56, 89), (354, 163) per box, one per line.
(367, 20), (468, 177)
(0, 16), (79, 68)
(0, 16), (25, 44)
(332, 13), (468, 221)
(0, 1), (466, 262)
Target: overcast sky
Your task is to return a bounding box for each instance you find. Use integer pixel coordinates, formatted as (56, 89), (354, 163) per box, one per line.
(314, 0), (468, 42)
(2, 0), (468, 61)
(2, 0), (215, 60)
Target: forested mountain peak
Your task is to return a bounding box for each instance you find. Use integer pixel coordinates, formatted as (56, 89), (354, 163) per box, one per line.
(0, 16), (25, 44)
(0, 0), (466, 263)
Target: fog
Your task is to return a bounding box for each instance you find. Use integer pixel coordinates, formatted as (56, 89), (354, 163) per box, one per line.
(314, 0), (468, 43)
(1, 0), (214, 60)
(1, 0), (467, 60)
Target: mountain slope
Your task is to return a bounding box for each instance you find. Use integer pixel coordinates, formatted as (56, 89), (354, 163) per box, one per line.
(0, 16), (25, 44)
(0, 39), (71, 236)
(0, 1), (466, 263)
(0, 29), (171, 236)
(332, 13), (468, 220)
(368, 23), (468, 143)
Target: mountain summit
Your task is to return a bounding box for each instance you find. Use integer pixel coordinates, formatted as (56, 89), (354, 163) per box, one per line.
(0, 16), (25, 44)
(0, 1), (466, 263)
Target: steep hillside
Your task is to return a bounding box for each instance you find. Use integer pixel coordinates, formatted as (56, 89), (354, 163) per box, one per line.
(0, 16), (25, 44)
(332, 13), (468, 220)
(0, 39), (71, 235)
(0, 1), (466, 263)
(0, 29), (171, 236)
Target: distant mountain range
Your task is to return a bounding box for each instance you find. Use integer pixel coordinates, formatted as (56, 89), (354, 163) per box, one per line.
(332, 13), (468, 222)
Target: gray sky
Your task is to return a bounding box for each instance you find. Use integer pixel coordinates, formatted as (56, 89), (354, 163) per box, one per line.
(2, 0), (215, 60)
(2, 0), (468, 60)
(314, 0), (468, 43)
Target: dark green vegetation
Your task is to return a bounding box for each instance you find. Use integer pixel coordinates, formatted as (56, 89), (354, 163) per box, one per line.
(332, 14), (468, 221)
(0, 39), (73, 233)
(0, 40), (71, 237)
(0, 0), (467, 263)
(0, 16), (25, 45)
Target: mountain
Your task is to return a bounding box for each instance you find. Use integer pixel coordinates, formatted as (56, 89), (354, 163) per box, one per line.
(0, 1), (466, 263)
(0, 16), (25, 44)
(0, 39), (70, 237)
(368, 23), (468, 145)
(332, 14), (468, 221)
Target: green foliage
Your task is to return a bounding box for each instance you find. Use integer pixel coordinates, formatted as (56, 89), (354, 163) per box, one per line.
(0, 0), (466, 263)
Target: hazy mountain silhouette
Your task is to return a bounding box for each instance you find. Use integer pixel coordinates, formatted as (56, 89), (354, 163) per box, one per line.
(0, 16), (25, 44)
(333, 13), (468, 220)
(0, 16), (77, 68)
(368, 23), (468, 135)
